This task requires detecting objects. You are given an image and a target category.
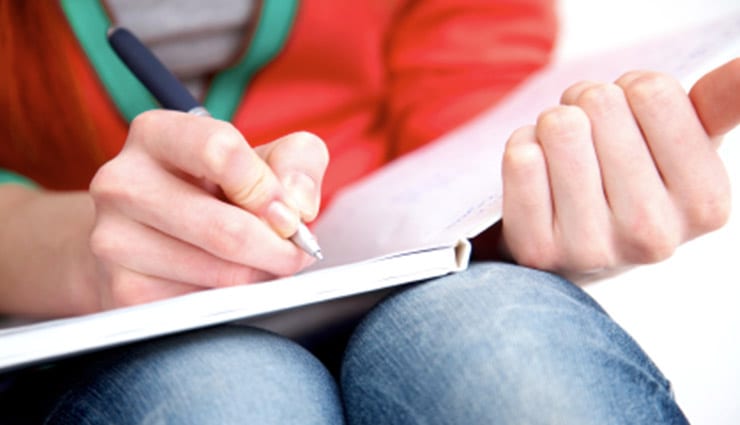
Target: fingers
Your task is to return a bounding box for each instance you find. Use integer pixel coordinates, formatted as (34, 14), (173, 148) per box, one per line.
(560, 80), (681, 263)
(538, 106), (617, 270)
(616, 71), (731, 239)
(501, 66), (734, 277)
(89, 113), (329, 309)
(91, 150), (309, 277)
(127, 110), (299, 237)
(90, 209), (275, 290)
(616, 71), (715, 189)
(690, 57), (740, 137)
(96, 267), (203, 309)
(503, 107), (615, 272)
(561, 82), (667, 221)
(92, 226), (279, 308)
(255, 132), (329, 222)
(501, 126), (555, 268)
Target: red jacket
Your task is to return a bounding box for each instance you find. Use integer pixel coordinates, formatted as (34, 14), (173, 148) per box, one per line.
(0, 0), (557, 206)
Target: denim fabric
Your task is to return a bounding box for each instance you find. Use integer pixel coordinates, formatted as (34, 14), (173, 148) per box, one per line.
(43, 327), (344, 425)
(342, 262), (689, 424)
(1, 262), (688, 424)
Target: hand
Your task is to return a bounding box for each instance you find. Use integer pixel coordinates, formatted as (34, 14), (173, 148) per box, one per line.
(500, 58), (740, 279)
(89, 111), (328, 308)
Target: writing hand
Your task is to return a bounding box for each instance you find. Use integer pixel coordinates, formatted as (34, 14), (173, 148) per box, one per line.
(500, 58), (739, 279)
(89, 111), (328, 308)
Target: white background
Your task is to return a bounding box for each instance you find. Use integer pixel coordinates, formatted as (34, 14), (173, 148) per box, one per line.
(557, 1), (740, 424)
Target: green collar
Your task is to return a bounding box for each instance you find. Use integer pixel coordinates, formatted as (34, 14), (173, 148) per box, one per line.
(59, 0), (298, 122)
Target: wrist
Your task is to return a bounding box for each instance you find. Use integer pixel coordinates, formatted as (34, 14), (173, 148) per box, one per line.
(0, 189), (102, 317)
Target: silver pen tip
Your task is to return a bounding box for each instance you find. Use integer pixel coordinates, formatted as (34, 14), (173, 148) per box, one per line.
(290, 223), (323, 261)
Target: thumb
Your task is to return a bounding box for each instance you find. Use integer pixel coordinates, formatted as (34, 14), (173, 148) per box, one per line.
(255, 132), (329, 222)
(689, 57), (740, 138)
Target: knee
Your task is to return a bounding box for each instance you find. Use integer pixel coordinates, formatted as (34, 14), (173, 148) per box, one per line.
(47, 326), (343, 424)
(341, 262), (682, 424)
(342, 262), (596, 372)
(345, 262), (606, 350)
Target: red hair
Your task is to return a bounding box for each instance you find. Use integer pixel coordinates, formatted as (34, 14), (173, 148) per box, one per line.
(0, 1), (127, 190)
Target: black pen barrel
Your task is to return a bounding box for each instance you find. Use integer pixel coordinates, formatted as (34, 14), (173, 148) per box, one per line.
(107, 26), (200, 113)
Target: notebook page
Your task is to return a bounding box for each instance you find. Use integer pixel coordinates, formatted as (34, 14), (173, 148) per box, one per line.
(310, 13), (740, 269)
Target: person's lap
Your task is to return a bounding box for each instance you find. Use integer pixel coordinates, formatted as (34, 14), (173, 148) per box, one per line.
(0, 262), (688, 424)
(341, 262), (688, 424)
(0, 325), (344, 424)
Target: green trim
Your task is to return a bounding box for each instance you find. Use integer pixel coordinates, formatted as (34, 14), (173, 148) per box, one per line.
(60, 0), (299, 122)
(60, 0), (157, 121)
(204, 0), (299, 121)
(0, 169), (37, 188)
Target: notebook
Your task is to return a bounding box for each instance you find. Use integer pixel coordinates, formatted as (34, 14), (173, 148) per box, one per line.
(0, 13), (737, 372)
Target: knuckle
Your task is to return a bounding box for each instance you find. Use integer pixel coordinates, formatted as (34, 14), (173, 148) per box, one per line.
(634, 238), (676, 264)
(622, 72), (682, 108)
(575, 83), (624, 114)
(128, 110), (164, 140)
(202, 216), (249, 261)
(560, 80), (595, 104)
(90, 157), (142, 207)
(201, 123), (245, 180)
(536, 105), (589, 144)
(685, 186), (732, 233)
(89, 225), (119, 262)
(232, 163), (274, 207)
(506, 125), (536, 149)
(90, 161), (154, 216)
(508, 124), (535, 140)
(89, 162), (121, 199)
(289, 131), (330, 166)
(616, 70), (646, 85)
(503, 131), (542, 174)
(618, 206), (679, 263)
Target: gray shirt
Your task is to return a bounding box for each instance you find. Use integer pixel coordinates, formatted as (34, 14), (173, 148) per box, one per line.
(106, 0), (256, 98)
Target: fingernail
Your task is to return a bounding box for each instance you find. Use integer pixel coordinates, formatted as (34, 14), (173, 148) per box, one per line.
(265, 201), (300, 238)
(282, 173), (318, 220)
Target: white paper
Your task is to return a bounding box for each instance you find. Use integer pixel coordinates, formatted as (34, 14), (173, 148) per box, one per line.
(311, 12), (740, 268)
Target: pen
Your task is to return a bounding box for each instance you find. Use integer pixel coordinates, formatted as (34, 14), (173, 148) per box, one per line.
(107, 26), (323, 260)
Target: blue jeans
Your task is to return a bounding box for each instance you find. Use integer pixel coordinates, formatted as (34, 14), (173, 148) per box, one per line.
(1, 263), (688, 424)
